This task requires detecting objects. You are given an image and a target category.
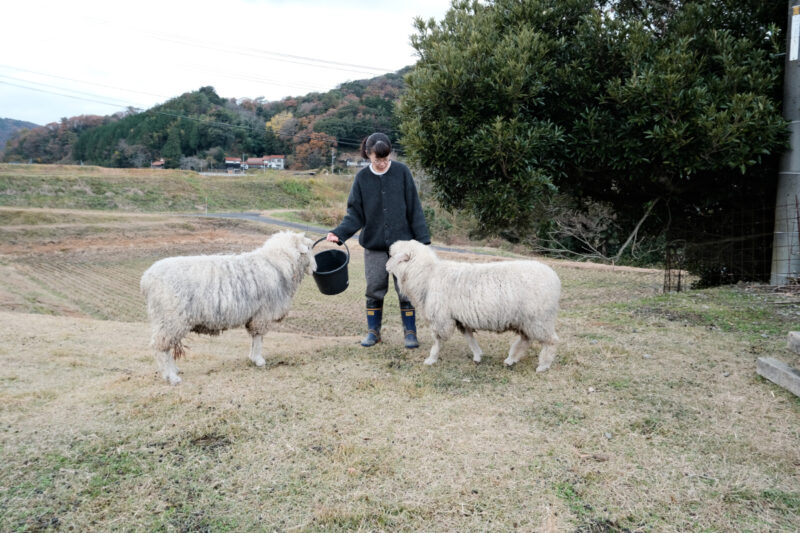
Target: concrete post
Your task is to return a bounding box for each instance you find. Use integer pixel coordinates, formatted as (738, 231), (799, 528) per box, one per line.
(772, 0), (800, 285)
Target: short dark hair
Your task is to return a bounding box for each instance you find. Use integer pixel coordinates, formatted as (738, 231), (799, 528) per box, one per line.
(361, 132), (392, 159)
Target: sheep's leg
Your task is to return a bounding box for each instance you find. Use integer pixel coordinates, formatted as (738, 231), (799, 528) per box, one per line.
(155, 350), (182, 385)
(462, 329), (483, 363)
(504, 335), (530, 367)
(248, 333), (266, 367)
(425, 321), (453, 365)
(424, 337), (441, 365)
(536, 343), (557, 373)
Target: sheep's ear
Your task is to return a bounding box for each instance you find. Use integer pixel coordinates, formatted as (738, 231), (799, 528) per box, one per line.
(297, 235), (310, 253)
(393, 252), (410, 263)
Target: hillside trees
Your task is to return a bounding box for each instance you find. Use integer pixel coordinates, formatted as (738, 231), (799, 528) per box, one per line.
(293, 132), (336, 169)
(162, 126), (183, 169)
(398, 0), (787, 263)
(6, 71), (411, 170)
(0, 118), (39, 155)
(267, 111), (298, 142)
(70, 88), (287, 168)
(312, 98), (395, 145)
(313, 72), (407, 151)
(3, 115), (108, 163)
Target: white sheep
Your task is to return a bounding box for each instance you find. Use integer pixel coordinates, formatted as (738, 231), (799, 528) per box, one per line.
(140, 231), (316, 385)
(386, 240), (561, 370)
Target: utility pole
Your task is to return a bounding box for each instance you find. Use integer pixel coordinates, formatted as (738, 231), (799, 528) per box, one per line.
(330, 146), (335, 174)
(771, 0), (800, 284)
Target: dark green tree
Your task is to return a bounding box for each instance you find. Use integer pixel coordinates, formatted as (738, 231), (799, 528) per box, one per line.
(162, 126), (182, 169)
(398, 0), (787, 249)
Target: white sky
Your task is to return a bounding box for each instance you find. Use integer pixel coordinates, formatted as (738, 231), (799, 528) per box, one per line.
(0, 0), (453, 125)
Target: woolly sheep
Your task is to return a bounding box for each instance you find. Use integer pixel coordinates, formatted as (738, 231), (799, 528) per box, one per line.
(140, 231), (316, 385)
(386, 240), (561, 370)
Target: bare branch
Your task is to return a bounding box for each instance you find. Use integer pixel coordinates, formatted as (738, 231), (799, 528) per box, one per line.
(612, 199), (659, 264)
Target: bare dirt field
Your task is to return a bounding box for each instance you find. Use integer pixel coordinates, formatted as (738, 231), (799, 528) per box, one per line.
(1, 207), (799, 532)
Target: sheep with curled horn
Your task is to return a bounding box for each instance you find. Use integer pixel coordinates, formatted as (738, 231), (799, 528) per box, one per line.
(140, 231), (316, 385)
(386, 240), (561, 370)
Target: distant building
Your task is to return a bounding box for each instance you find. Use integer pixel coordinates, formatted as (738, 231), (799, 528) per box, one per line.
(265, 155), (285, 170)
(345, 158), (369, 168)
(150, 158), (165, 169)
(225, 155), (284, 171)
(245, 157), (266, 169)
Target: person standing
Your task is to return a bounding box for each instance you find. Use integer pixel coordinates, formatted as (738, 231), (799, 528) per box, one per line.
(327, 132), (430, 348)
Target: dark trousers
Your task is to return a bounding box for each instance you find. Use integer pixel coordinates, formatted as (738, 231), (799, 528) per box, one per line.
(364, 248), (411, 309)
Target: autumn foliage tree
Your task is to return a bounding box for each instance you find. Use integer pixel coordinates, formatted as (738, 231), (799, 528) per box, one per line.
(293, 131), (336, 169)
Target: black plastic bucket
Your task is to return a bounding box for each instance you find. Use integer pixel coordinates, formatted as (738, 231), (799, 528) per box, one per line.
(312, 237), (350, 295)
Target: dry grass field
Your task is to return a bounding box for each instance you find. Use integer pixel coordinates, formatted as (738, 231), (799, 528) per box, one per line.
(1, 205), (799, 532)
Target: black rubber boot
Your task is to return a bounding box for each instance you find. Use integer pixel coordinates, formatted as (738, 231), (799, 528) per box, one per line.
(401, 304), (419, 349)
(361, 306), (382, 347)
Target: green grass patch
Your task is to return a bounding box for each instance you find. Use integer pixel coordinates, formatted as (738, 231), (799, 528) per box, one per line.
(724, 488), (800, 515)
(277, 178), (314, 203)
(626, 286), (798, 340)
(0, 164), (317, 212)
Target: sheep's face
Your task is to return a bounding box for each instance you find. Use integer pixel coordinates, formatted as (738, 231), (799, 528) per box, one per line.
(386, 241), (412, 276)
(387, 240), (432, 277)
(265, 231), (316, 275)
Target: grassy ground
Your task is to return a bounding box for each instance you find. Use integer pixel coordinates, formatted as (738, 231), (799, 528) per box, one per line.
(0, 163), (546, 253)
(0, 164), (343, 213)
(1, 203), (799, 532)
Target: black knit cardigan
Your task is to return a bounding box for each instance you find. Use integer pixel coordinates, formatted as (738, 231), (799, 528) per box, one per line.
(331, 161), (430, 251)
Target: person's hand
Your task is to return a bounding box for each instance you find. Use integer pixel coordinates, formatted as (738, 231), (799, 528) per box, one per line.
(326, 232), (340, 243)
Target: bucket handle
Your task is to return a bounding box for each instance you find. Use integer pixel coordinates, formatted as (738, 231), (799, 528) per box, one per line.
(312, 236), (350, 261)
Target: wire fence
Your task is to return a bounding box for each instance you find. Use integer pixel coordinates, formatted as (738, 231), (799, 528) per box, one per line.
(663, 200), (800, 292)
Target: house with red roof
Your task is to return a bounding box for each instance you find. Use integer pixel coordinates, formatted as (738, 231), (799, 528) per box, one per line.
(245, 157), (265, 169)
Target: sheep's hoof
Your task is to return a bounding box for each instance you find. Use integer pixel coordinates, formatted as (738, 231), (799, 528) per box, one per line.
(166, 374), (182, 385)
(472, 355), (482, 364)
(251, 357), (266, 367)
(423, 357), (438, 365)
(503, 357), (517, 367)
(536, 364), (550, 373)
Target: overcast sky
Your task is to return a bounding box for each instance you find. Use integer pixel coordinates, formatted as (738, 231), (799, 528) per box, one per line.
(0, 0), (453, 125)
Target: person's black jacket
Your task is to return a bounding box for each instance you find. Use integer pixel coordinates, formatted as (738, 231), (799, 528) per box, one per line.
(331, 161), (430, 251)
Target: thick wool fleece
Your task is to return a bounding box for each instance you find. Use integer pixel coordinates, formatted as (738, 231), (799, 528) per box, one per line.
(140, 231), (315, 384)
(386, 240), (561, 370)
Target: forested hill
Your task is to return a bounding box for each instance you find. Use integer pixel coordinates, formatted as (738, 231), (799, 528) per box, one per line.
(2, 69), (409, 169)
(0, 118), (39, 155)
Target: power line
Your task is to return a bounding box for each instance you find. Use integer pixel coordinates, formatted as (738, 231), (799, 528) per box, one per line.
(0, 64), (171, 100)
(0, 80), (137, 111)
(0, 75), (144, 109)
(0, 63), (349, 104)
(88, 19), (393, 77)
(147, 33), (383, 76)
